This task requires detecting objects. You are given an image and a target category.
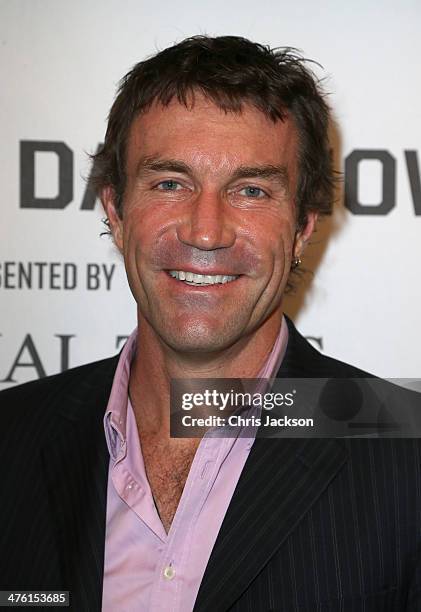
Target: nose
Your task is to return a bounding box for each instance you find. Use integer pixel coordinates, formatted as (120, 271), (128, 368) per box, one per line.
(176, 191), (236, 250)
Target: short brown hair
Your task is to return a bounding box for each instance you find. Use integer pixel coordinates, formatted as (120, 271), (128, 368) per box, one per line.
(92, 35), (334, 229)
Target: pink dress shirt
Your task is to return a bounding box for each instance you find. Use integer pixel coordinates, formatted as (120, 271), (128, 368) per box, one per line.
(102, 318), (288, 612)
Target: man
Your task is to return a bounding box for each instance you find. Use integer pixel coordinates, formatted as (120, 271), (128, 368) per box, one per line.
(1, 36), (420, 611)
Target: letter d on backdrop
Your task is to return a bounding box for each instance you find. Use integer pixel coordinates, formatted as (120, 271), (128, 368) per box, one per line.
(20, 140), (73, 209)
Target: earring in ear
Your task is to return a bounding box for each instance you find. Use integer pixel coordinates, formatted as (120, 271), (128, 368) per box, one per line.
(292, 256), (302, 269)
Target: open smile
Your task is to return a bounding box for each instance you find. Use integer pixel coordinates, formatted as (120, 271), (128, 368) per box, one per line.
(167, 270), (240, 287)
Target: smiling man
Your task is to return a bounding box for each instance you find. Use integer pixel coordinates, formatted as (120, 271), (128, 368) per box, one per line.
(1, 36), (421, 612)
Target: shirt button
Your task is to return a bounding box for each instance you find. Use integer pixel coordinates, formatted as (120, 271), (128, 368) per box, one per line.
(163, 565), (175, 580)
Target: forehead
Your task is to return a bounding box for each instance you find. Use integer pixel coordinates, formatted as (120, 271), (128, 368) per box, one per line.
(125, 94), (298, 176)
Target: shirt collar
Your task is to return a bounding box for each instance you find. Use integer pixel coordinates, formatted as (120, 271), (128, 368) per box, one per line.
(103, 316), (289, 459)
(103, 328), (137, 460)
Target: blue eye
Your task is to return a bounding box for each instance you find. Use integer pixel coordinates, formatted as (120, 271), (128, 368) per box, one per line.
(240, 186), (266, 198)
(157, 180), (181, 191)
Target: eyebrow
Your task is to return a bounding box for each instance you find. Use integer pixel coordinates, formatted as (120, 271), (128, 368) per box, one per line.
(136, 156), (290, 189)
(136, 156), (192, 177)
(230, 165), (289, 189)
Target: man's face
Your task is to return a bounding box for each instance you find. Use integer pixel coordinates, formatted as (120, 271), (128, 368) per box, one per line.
(104, 94), (315, 354)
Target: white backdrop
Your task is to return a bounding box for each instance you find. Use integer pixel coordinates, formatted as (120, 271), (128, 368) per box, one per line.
(1, 0), (420, 390)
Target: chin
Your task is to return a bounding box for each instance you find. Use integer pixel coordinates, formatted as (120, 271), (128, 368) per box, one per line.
(157, 318), (240, 355)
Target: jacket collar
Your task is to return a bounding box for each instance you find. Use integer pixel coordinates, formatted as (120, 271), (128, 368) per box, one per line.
(42, 357), (118, 612)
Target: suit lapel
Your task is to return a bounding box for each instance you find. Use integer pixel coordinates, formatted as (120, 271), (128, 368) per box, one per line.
(41, 358), (118, 612)
(194, 437), (348, 611)
(194, 317), (350, 611)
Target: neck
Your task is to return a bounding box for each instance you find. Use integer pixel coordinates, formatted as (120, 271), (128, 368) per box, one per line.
(129, 309), (284, 438)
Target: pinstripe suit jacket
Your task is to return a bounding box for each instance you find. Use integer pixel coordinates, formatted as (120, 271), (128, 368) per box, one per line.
(1, 317), (421, 611)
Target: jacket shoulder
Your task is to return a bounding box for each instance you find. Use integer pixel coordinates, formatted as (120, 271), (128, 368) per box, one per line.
(0, 356), (119, 428)
(282, 316), (375, 378)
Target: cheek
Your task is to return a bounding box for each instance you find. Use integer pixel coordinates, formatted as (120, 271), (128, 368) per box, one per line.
(121, 207), (160, 258)
(252, 217), (295, 270)
(121, 226), (151, 287)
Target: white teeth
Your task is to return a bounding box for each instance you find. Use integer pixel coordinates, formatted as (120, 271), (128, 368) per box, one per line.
(168, 270), (239, 285)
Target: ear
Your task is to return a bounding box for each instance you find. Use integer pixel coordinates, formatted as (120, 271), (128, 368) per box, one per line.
(293, 211), (318, 260)
(101, 186), (123, 252)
